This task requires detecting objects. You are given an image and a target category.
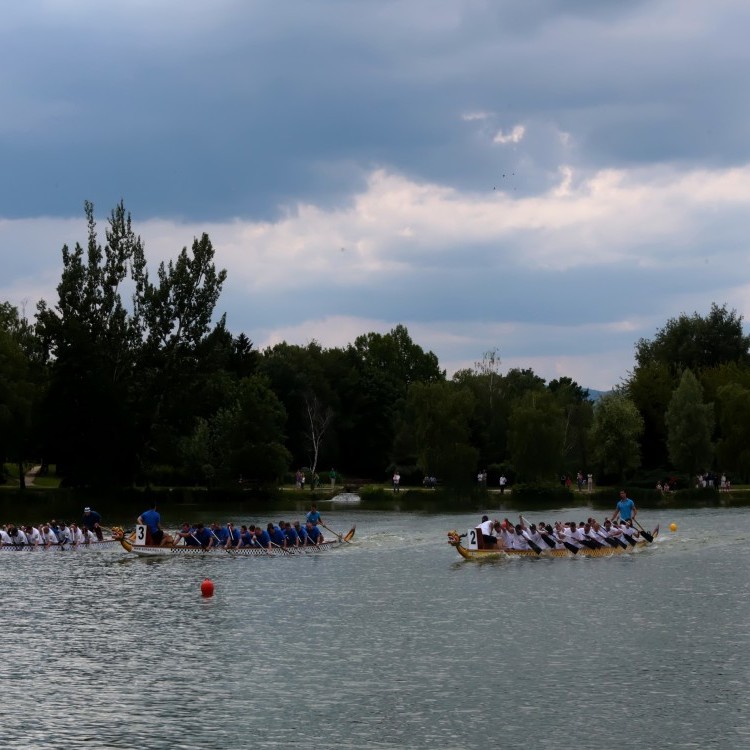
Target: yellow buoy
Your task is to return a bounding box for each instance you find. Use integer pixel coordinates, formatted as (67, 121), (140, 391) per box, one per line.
(669, 523), (678, 532)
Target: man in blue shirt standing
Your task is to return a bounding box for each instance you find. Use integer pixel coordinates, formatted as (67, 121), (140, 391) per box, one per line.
(137, 502), (164, 545)
(305, 503), (322, 526)
(613, 490), (637, 523)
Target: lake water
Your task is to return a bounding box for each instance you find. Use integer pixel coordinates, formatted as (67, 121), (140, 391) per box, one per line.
(2, 505), (749, 749)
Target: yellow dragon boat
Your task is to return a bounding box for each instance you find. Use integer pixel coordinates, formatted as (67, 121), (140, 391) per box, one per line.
(447, 525), (659, 560)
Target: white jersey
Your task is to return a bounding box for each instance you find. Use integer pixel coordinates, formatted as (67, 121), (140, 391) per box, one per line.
(70, 527), (85, 544)
(58, 527), (73, 545)
(42, 529), (59, 546)
(82, 528), (97, 543)
(478, 519), (493, 536)
(0, 529), (12, 544)
(25, 528), (43, 546)
(8, 530), (28, 545)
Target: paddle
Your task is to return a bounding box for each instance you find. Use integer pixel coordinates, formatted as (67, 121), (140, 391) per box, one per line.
(209, 528), (236, 555)
(515, 516), (542, 555)
(633, 519), (654, 543)
(269, 540), (292, 555)
(321, 523), (352, 544)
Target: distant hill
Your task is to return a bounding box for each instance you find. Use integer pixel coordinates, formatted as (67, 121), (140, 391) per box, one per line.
(587, 389), (611, 402)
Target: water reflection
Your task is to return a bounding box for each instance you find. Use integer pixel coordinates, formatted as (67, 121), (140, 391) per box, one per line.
(1, 508), (750, 748)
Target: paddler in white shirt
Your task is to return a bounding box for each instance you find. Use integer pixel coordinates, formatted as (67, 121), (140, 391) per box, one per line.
(69, 522), (85, 547)
(7, 525), (28, 546)
(0, 526), (12, 545)
(562, 522), (583, 550)
(511, 524), (531, 550)
(24, 525), (43, 547)
(41, 524), (58, 547)
(81, 527), (98, 544)
(621, 519), (640, 542)
(57, 521), (73, 548)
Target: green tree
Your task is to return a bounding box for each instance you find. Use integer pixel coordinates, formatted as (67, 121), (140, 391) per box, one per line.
(665, 369), (714, 478)
(715, 383), (750, 482)
(507, 390), (564, 482)
(626, 361), (673, 469)
(0, 317), (38, 487)
(589, 391), (644, 481)
(548, 377), (594, 472)
(35, 201), (144, 484)
(635, 303), (750, 374)
(35, 202), (227, 486)
(402, 381), (477, 486)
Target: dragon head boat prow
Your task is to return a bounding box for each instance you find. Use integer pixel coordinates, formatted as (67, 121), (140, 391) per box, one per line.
(447, 530), (465, 546)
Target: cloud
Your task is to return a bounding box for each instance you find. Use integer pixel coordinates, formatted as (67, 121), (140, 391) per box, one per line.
(4, 155), (750, 390)
(493, 125), (526, 145)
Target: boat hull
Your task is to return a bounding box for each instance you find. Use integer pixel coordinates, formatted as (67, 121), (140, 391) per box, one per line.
(0, 539), (121, 552)
(120, 527), (356, 557)
(447, 527), (659, 560)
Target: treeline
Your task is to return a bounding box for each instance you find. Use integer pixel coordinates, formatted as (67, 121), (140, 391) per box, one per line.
(2, 203), (750, 490)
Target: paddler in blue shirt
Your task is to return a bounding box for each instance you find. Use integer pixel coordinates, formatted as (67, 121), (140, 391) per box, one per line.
(225, 522), (240, 548)
(612, 490), (637, 523)
(176, 522), (200, 546)
(210, 522), (230, 547)
(305, 521), (324, 545)
(192, 523), (213, 548)
(254, 525), (272, 550)
(239, 525), (254, 547)
(267, 522), (286, 548)
(283, 521), (300, 547)
(293, 520), (308, 545)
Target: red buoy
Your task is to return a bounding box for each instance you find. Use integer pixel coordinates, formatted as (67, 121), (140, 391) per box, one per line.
(200, 578), (215, 597)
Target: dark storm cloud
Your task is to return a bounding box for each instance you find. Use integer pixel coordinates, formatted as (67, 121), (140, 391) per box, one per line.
(3, 1), (749, 222)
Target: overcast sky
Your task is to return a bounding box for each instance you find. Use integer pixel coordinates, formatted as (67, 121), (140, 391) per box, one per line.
(2, 0), (750, 390)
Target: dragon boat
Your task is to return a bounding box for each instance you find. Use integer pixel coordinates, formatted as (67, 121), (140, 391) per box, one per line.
(447, 525), (659, 560)
(0, 538), (121, 552)
(114, 525), (356, 557)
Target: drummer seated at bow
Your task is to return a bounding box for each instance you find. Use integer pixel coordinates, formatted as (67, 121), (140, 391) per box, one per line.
(477, 515), (497, 547)
(137, 502), (165, 546)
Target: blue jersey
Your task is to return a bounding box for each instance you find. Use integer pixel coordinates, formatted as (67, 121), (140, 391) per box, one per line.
(285, 527), (300, 545)
(227, 527), (240, 546)
(194, 527), (212, 547)
(306, 510), (322, 525)
(255, 530), (271, 548)
(269, 527), (286, 546)
(140, 508), (160, 533)
(616, 497), (636, 521)
(214, 527), (230, 545)
(308, 525), (322, 543)
(239, 530), (254, 547)
(295, 526), (308, 543)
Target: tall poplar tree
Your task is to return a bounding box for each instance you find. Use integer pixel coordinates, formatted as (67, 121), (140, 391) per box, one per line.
(665, 369), (714, 478)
